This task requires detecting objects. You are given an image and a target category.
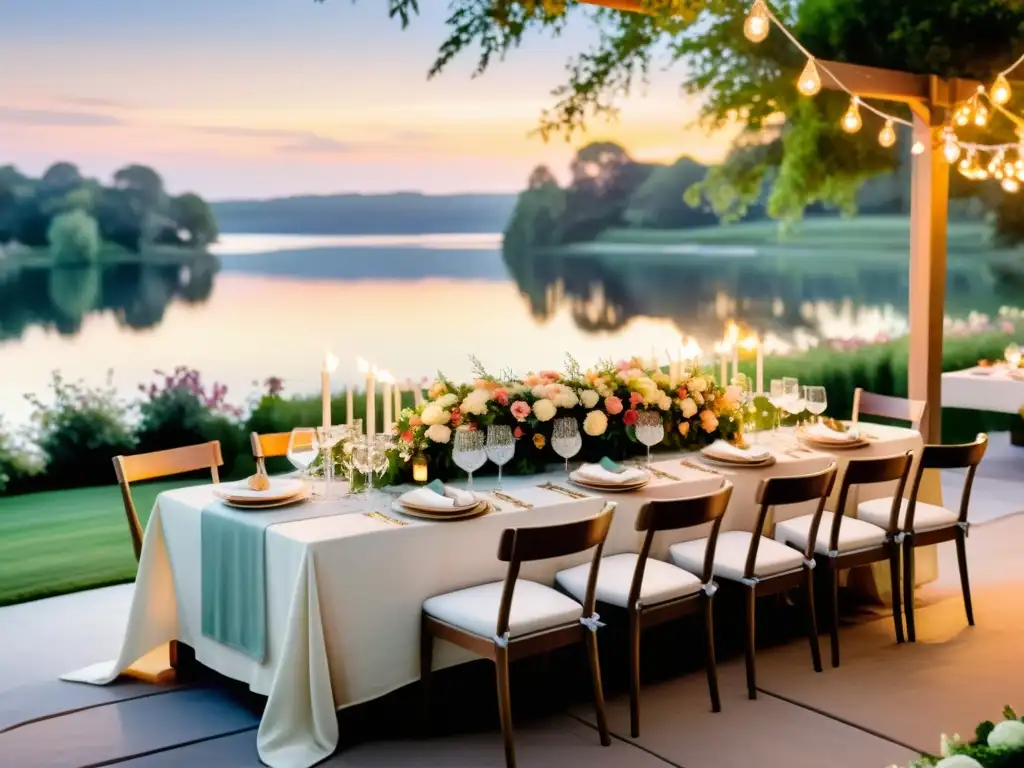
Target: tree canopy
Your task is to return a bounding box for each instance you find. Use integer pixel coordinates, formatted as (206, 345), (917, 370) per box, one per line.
(320, 0), (1024, 237)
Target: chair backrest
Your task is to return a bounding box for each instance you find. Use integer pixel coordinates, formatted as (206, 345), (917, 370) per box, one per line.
(851, 388), (926, 431)
(250, 431), (291, 472)
(631, 484), (733, 603)
(907, 433), (988, 528)
(112, 441), (223, 562)
(827, 452), (913, 548)
(749, 464), (837, 578)
(494, 503), (616, 637)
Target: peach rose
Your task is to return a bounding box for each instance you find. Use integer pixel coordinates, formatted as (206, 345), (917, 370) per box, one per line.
(510, 400), (531, 422)
(493, 387), (510, 406)
(533, 434), (546, 449)
(700, 410), (719, 433)
(678, 422), (690, 438)
(629, 391), (644, 408)
(604, 395), (624, 415)
(409, 414), (423, 427)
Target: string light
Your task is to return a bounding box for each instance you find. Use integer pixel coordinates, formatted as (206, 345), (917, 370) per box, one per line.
(992, 73), (1012, 105)
(911, 141), (925, 156)
(743, 0), (770, 43)
(943, 134), (961, 164)
(841, 98), (862, 133)
(797, 59), (821, 96)
(975, 105), (989, 127)
(1002, 177), (1020, 193)
(878, 119), (896, 148)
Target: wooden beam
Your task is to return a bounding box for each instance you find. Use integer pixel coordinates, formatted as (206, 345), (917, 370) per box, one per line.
(816, 60), (928, 104)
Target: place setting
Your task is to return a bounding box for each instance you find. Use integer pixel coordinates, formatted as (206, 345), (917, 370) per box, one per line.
(391, 479), (493, 522)
(568, 457), (652, 493)
(212, 475), (310, 510)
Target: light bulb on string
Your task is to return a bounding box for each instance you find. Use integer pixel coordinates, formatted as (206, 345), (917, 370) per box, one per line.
(796, 59), (821, 96)
(992, 74), (1012, 105)
(958, 150), (975, 175)
(743, 0), (770, 43)
(841, 98), (862, 134)
(943, 136), (961, 164)
(911, 141), (925, 156)
(975, 106), (989, 127)
(878, 119), (896, 148)
(955, 105), (971, 127)
(1002, 177), (1020, 193)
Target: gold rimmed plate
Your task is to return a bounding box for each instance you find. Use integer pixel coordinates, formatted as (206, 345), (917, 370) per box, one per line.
(214, 478), (306, 504)
(220, 488), (311, 510)
(391, 500), (491, 521)
(698, 453), (776, 468)
(797, 427), (868, 450)
(568, 472), (650, 492)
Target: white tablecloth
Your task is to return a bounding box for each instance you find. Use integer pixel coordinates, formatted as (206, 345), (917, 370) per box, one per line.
(942, 366), (1024, 414)
(64, 424), (933, 768)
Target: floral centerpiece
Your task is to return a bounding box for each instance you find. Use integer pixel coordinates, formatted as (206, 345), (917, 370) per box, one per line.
(896, 706), (1024, 768)
(390, 354), (744, 483)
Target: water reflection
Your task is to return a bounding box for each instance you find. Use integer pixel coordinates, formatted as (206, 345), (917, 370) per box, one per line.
(0, 255), (219, 341)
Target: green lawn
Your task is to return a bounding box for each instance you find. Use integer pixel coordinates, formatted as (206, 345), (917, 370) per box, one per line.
(0, 480), (204, 606)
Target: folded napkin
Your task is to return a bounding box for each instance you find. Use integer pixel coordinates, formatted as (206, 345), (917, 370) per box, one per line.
(577, 462), (648, 484)
(401, 481), (476, 509)
(805, 423), (857, 442)
(599, 456), (627, 474)
(702, 440), (771, 462)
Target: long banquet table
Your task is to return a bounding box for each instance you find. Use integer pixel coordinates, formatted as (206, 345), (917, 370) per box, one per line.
(942, 365), (1024, 414)
(65, 424), (937, 768)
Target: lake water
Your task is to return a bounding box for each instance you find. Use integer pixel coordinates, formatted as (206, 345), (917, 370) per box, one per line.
(0, 232), (1015, 427)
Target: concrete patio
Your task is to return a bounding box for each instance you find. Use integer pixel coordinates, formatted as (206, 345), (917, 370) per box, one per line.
(1, 435), (1021, 767)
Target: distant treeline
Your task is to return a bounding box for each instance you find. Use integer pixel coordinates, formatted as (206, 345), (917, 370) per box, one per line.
(0, 163), (218, 264)
(211, 192), (518, 235)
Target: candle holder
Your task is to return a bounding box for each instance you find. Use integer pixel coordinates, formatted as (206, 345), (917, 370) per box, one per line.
(412, 453), (429, 484)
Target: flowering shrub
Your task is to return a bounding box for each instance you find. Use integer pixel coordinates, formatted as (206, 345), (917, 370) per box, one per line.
(26, 372), (136, 489)
(900, 706), (1024, 768)
(391, 355), (741, 482)
(135, 367), (243, 475)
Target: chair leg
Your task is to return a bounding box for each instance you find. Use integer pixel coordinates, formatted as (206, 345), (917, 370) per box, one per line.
(585, 630), (611, 747)
(889, 542), (905, 644)
(903, 542), (916, 643)
(703, 596), (722, 712)
(744, 586), (757, 700)
(804, 567), (822, 673)
(955, 528), (975, 627)
(495, 647), (516, 768)
(628, 610), (641, 738)
(419, 617), (434, 737)
(829, 562), (840, 668)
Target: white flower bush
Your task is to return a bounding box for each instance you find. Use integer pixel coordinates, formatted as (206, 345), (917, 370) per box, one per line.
(988, 720), (1024, 750)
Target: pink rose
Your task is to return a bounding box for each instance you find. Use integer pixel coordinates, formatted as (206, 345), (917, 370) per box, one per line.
(629, 391), (643, 408)
(524, 374), (542, 387)
(494, 387), (510, 406)
(604, 395), (623, 415)
(623, 409), (639, 426)
(400, 430), (414, 443)
(676, 386), (687, 399)
(409, 415), (423, 427)
(510, 400), (531, 422)
(701, 410), (719, 433)
(539, 369), (561, 382)
(513, 426), (524, 439)
(468, 422), (479, 431)
(450, 408), (462, 427)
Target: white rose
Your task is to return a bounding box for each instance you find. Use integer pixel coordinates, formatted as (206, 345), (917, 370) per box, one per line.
(935, 757), (984, 768)
(580, 389), (600, 409)
(658, 393), (672, 411)
(652, 371), (670, 387)
(693, 392), (705, 406)
(425, 424), (451, 444)
(461, 389), (491, 416)
(988, 720), (1024, 750)
(583, 410), (608, 436)
(553, 387), (579, 409)
(596, 383), (612, 398)
(436, 393), (458, 409)
(680, 397), (698, 418)
(421, 403), (450, 426)
(533, 398), (557, 422)
(532, 384), (549, 399)
(689, 376), (708, 394)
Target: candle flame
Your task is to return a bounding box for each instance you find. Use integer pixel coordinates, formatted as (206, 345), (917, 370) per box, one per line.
(739, 334), (760, 351)
(723, 320), (741, 348)
(379, 370), (394, 384)
(357, 357), (370, 374)
(323, 351), (339, 373)
(681, 338), (703, 360)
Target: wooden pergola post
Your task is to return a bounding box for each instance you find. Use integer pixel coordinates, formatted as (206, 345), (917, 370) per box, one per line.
(579, 0), (985, 443)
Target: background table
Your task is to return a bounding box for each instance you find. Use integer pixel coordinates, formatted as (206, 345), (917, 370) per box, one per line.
(66, 424), (933, 768)
(942, 366), (1024, 414)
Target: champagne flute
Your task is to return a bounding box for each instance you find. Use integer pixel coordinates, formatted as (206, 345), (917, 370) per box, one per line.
(370, 434), (393, 497)
(452, 430), (487, 490)
(805, 386), (827, 423)
(552, 417), (582, 475)
(351, 438), (373, 496)
(635, 410), (665, 467)
(769, 379), (785, 433)
(486, 425), (515, 489)
(287, 428), (320, 476)
(782, 377), (800, 427)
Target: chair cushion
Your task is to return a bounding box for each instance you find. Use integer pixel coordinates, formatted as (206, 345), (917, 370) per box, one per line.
(775, 512), (887, 556)
(555, 553), (702, 609)
(857, 497), (959, 532)
(669, 531), (804, 583)
(423, 580), (583, 640)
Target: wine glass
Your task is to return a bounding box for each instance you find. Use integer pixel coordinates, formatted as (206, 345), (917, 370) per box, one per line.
(452, 430), (487, 490)
(350, 438), (373, 496)
(370, 434), (392, 496)
(635, 411), (665, 467)
(551, 417), (582, 475)
(782, 377), (801, 425)
(805, 386), (827, 423)
(287, 428), (320, 475)
(486, 425), (515, 489)
(769, 379), (785, 432)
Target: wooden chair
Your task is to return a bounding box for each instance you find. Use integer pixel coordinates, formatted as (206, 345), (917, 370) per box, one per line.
(553, 483), (733, 737)
(860, 434), (988, 642)
(420, 503), (616, 768)
(112, 441), (223, 562)
(851, 387), (926, 431)
(669, 464), (837, 700)
(249, 431), (290, 473)
(776, 452), (913, 667)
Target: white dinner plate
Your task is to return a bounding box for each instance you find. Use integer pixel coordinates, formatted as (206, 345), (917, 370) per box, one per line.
(391, 500), (490, 521)
(220, 488), (310, 510)
(569, 472), (650, 492)
(698, 453), (776, 468)
(213, 478), (306, 503)
(397, 493), (480, 514)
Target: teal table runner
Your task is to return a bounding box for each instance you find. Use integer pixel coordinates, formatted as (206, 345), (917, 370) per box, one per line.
(200, 499), (342, 662)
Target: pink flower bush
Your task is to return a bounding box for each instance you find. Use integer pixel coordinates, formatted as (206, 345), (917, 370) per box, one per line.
(604, 395), (623, 415)
(510, 400), (531, 422)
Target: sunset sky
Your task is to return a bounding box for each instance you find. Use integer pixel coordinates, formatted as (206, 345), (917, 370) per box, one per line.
(0, 0), (737, 199)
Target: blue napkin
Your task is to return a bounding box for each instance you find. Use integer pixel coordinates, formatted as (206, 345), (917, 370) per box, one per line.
(599, 457), (627, 474)
(427, 479), (445, 495)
